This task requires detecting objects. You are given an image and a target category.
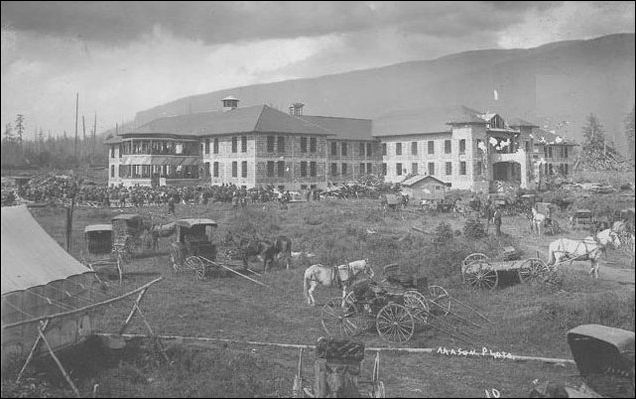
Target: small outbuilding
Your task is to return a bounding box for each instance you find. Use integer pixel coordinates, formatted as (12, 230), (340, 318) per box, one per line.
(400, 175), (448, 201)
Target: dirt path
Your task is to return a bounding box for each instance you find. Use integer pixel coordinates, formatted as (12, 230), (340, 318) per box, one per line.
(503, 216), (635, 285)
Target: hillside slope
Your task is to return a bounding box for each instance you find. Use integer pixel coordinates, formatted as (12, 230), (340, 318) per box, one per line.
(133, 34), (635, 149)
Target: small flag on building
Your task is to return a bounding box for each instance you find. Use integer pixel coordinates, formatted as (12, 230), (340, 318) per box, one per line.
(493, 89), (499, 101)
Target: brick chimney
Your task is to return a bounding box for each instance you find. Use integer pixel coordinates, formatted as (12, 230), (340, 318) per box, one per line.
(222, 96), (239, 112)
(289, 102), (304, 116)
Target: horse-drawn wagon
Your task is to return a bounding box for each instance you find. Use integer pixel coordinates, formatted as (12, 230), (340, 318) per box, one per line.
(570, 209), (594, 230)
(461, 253), (552, 290)
(169, 218), (219, 280)
(320, 264), (482, 344)
(380, 194), (404, 214)
(81, 224), (122, 282)
(111, 213), (144, 263)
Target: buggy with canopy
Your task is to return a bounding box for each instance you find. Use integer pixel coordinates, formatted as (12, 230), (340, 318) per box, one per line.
(170, 218), (219, 280)
(111, 213), (144, 263)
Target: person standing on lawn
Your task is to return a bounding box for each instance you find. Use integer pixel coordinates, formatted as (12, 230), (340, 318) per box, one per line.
(494, 207), (502, 237)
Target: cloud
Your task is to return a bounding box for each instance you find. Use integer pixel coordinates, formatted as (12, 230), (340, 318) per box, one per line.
(2, 1), (559, 45)
(497, 1), (635, 48)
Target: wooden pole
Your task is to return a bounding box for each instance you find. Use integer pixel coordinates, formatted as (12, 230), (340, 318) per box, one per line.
(38, 326), (81, 398)
(74, 93), (79, 160)
(16, 319), (50, 383)
(3, 277), (162, 329)
(92, 112), (97, 160)
(119, 288), (149, 335)
(82, 115), (86, 161)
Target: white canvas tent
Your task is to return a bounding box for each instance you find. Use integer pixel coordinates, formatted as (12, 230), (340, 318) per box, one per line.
(1, 206), (162, 395)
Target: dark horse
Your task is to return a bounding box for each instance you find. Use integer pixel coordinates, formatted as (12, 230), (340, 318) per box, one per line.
(224, 232), (292, 272)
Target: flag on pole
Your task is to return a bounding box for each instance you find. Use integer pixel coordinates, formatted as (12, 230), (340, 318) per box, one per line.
(493, 89), (499, 101)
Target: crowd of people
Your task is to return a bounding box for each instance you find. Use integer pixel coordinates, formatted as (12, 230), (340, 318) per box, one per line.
(1, 174), (304, 208)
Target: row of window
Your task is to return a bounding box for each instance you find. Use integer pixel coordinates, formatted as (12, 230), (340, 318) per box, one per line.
(382, 161), (479, 177)
(329, 163), (373, 176)
(544, 145), (569, 159)
(381, 139), (467, 156)
(113, 164), (199, 179)
(329, 142), (373, 157)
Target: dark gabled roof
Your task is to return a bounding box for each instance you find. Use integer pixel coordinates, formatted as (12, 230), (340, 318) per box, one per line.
(401, 175), (447, 187)
(372, 105), (489, 137)
(531, 128), (578, 145)
(127, 105), (334, 138)
(299, 115), (373, 141)
(508, 117), (539, 128)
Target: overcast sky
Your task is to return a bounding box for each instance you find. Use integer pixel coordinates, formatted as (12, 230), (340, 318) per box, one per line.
(1, 1), (634, 137)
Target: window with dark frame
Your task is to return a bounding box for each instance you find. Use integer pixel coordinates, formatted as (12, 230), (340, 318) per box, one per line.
(232, 137), (238, 153)
(278, 136), (285, 153)
(300, 161), (307, 177)
(310, 137), (317, 153)
(382, 163), (387, 175)
(111, 165), (115, 177)
(428, 162), (435, 175)
(266, 161), (274, 177)
(213, 138), (219, 154)
(277, 161), (285, 177)
(459, 139), (466, 154)
(310, 161), (316, 177)
(396, 142), (402, 155)
(460, 161), (466, 175)
(331, 163), (338, 176)
(396, 163), (402, 175)
(232, 161), (238, 177)
(342, 163), (348, 175)
(411, 142), (417, 155)
(267, 136), (275, 152)
(366, 163), (372, 174)
(241, 136), (247, 153)
(205, 139), (210, 154)
(331, 142), (338, 156)
(360, 163), (365, 174)
(214, 162), (219, 177)
(444, 140), (451, 154)
(445, 162), (452, 175)
(412, 163), (418, 175)
(367, 143), (372, 156)
(300, 137), (307, 153)
(382, 143), (387, 156)
(241, 161), (247, 177)
(428, 141), (434, 154)
(342, 142), (348, 156)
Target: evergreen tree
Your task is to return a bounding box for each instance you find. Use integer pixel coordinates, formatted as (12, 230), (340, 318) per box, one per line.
(3, 123), (14, 143)
(15, 114), (25, 144)
(581, 113), (606, 153)
(625, 106), (635, 162)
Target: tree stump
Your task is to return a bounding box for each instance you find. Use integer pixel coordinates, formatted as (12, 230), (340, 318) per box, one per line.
(313, 338), (364, 398)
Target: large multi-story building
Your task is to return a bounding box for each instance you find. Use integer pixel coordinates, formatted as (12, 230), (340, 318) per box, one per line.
(106, 97), (379, 190)
(106, 98), (576, 192)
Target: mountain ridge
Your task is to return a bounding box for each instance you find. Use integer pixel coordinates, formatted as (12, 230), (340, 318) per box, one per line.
(131, 33), (634, 149)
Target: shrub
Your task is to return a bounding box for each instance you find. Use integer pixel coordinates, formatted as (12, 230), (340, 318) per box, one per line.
(432, 222), (454, 247)
(463, 218), (486, 239)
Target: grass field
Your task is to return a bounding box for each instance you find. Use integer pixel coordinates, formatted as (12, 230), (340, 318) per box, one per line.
(5, 199), (635, 397)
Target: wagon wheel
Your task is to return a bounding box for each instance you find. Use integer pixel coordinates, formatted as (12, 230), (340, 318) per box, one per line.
(376, 303), (415, 343)
(403, 291), (429, 325)
(427, 285), (451, 316)
(321, 298), (360, 338)
(462, 253), (489, 267)
(343, 292), (374, 333)
(462, 261), (498, 290)
(185, 256), (207, 280)
(518, 258), (549, 284)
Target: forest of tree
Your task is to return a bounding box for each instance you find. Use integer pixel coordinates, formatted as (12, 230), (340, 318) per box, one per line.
(1, 114), (109, 170)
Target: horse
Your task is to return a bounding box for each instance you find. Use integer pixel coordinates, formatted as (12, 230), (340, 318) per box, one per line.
(546, 228), (621, 279)
(303, 259), (374, 306)
(143, 222), (176, 251)
(531, 207), (547, 235)
(224, 232), (292, 272)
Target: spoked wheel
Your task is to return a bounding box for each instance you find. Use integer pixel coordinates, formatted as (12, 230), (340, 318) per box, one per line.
(321, 298), (360, 338)
(343, 292), (374, 333)
(462, 262), (498, 290)
(376, 303), (415, 343)
(403, 291), (429, 325)
(518, 258), (549, 284)
(186, 256), (207, 280)
(428, 285), (451, 316)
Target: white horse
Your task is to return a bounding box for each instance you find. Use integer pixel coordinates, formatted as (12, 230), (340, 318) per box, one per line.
(303, 259), (374, 306)
(547, 228), (621, 279)
(531, 207), (547, 235)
